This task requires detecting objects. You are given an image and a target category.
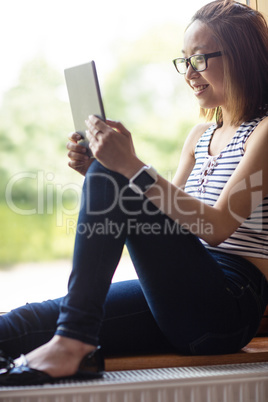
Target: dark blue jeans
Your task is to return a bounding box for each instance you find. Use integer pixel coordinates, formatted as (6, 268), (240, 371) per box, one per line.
(1, 160), (267, 357)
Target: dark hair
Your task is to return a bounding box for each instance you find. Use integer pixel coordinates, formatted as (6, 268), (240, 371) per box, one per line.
(189, 0), (268, 126)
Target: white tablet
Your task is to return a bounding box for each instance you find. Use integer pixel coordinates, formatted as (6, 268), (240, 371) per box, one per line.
(64, 61), (105, 153)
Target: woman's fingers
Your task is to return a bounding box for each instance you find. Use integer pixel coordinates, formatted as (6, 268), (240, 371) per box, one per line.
(106, 119), (131, 137)
(86, 116), (130, 137)
(67, 140), (87, 155)
(68, 132), (83, 142)
(83, 115), (136, 172)
(67, 132), (90, 158)
(85, 116), (131, 147)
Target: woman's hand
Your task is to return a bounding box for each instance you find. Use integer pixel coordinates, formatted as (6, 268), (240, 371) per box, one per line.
(66, 132), (93, 176)
(85, 116), (142, 177)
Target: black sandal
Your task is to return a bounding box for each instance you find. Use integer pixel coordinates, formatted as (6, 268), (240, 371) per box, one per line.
(0, 350), (14, 371)
(0, 346), (104, 386)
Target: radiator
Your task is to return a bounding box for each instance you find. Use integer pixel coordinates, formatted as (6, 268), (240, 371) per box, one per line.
(0, 362), (267, 402)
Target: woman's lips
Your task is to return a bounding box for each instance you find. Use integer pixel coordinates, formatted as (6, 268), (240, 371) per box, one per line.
(193, 84), (209, 95)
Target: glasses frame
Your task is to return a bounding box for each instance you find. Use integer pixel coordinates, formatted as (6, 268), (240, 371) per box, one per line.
(173, 51), (222, 74)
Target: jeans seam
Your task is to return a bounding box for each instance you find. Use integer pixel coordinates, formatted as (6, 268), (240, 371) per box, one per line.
(189, 325), (249, 354)
(56, 326), (98, 343)
(104, 308), (151, 322)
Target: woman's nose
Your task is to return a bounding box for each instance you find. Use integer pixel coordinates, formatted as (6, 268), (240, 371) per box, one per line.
(185, 64), (200, 80)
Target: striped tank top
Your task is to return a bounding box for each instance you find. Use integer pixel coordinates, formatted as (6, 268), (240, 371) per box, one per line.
(184, 116), (268, 259)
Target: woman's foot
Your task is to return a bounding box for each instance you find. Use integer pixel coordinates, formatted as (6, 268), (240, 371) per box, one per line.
(16, 335), (97, 378)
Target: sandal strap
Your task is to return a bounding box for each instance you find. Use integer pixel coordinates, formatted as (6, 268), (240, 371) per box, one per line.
(14, 354), (28, 367)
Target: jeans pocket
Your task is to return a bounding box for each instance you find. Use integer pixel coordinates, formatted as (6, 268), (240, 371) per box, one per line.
(189, 326), (249, 355)
(225, 277), (267, 322)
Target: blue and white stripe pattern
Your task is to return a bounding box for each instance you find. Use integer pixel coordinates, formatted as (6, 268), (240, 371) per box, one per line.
(184, 116), (268, 259)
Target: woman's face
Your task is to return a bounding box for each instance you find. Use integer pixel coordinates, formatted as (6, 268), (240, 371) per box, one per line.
(182, 20), (225, 110)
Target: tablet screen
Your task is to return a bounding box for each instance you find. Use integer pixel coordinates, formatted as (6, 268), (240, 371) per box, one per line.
(64, 61), (105, 143)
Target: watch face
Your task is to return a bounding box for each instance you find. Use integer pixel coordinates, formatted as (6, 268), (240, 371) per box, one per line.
(133, 170), (156, 192)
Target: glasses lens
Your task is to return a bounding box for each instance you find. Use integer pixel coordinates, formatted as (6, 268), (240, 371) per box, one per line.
(191, 55), (206, 72)
(174, 59), (187, 74)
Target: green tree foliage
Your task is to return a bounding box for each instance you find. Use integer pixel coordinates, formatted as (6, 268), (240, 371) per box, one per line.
(103, 23), (199, 174)
(0, 57), (79, 265)
(0, 24), (201, 265)
(0, 57), (73, 203)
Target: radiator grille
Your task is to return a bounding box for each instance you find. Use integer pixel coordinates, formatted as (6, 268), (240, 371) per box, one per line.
(0, 362), (267, 402)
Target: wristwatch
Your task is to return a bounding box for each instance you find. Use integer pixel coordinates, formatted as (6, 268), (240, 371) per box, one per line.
(128, 165), (158, 194)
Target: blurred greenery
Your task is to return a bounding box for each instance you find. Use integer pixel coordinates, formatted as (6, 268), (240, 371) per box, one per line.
(0, 23), (200, 267)
(0, 202), (77, 266)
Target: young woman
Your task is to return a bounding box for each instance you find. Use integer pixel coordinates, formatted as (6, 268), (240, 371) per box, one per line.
(0, 0), (267, 385)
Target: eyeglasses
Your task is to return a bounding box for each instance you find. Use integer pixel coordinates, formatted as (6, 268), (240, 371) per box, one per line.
(173, 51), (222, 74)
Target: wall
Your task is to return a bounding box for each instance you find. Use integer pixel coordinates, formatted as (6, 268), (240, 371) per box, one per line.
(240, 0), (268, 17)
